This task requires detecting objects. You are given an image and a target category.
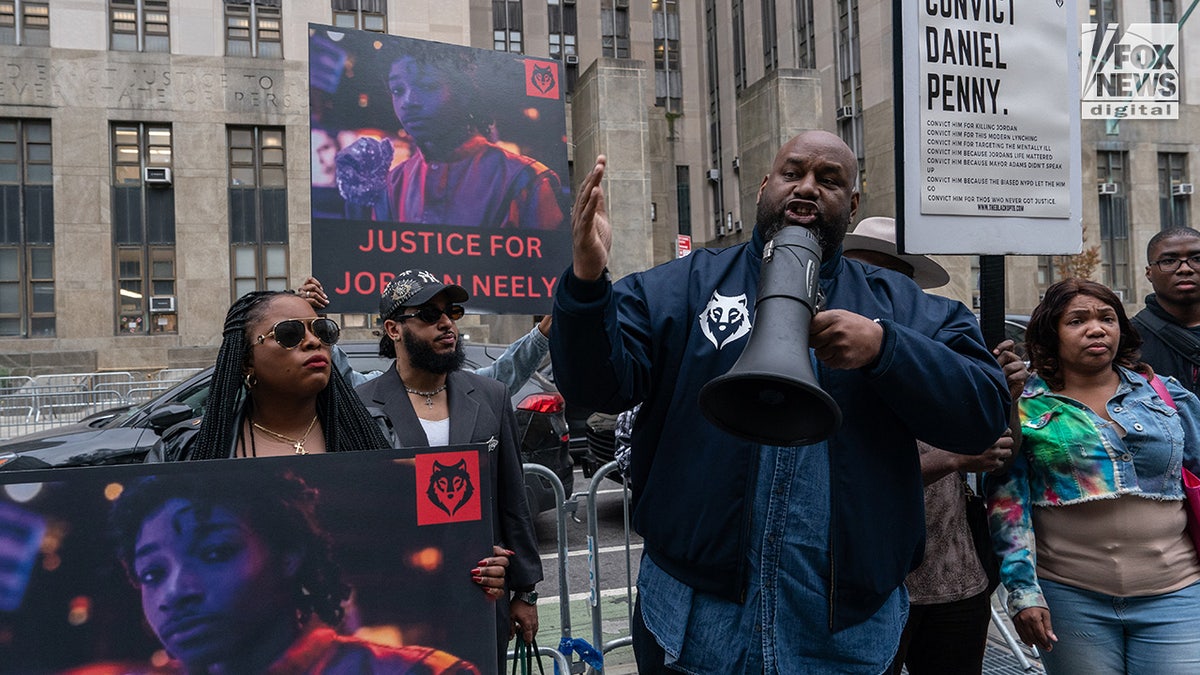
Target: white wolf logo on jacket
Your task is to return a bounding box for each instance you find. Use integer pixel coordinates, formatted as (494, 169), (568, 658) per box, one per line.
(699, 291), (751, 350)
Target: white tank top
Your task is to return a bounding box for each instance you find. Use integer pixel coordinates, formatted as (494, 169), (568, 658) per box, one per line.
(419, 417), (451, 446)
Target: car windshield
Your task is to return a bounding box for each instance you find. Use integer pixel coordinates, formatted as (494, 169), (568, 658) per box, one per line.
(101, 376), (213, 429)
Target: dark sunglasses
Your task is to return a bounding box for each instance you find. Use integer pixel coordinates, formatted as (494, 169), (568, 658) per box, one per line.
(255, 317), (340, 349)
(395, 304), (466, 324)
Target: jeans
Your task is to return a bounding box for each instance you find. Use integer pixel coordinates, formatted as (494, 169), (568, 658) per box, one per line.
(1038, 577), (1200, 674)
(888, 589), (992, 675)
(633, 444), (906, 674)
(633, 594), (678, 674)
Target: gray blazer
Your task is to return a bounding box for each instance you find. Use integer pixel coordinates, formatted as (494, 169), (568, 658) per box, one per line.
(356, 367), (542, 591)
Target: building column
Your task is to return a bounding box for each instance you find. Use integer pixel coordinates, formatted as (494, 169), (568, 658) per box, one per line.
(734, 68), (823, 234)
(571, 58), (654, 278)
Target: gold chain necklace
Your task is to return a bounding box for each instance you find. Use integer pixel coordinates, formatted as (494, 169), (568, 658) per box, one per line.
(252, 415), (319, 455)
(405, 383), (447, 408)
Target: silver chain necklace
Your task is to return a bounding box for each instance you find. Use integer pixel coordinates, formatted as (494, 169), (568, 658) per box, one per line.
(405, 384), (447, 408)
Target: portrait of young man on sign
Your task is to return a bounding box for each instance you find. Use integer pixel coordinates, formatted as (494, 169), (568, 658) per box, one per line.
(0, 448), (499, 675)
(309, 25), (571, 315)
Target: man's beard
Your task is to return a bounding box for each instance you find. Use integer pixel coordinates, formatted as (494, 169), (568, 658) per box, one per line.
(403, 326), (466, 374)
(755, 200), (849, 260)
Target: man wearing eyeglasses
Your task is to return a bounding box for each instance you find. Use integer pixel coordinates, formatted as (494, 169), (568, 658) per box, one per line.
(352, 269), (542, 670)
(1133, 227), (1200, 395)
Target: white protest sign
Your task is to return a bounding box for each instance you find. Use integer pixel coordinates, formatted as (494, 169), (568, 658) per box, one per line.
(898, 0), (1081, 255)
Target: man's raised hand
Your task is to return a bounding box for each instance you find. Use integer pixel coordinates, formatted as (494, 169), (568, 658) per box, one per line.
(571, 155), (613, 282)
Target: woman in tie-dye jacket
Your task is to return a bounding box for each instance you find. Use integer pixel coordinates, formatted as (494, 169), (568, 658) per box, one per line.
(987, 278), (1200, 674)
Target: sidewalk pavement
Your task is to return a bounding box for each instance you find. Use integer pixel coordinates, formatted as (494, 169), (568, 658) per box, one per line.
(535, 593), (1042, 674)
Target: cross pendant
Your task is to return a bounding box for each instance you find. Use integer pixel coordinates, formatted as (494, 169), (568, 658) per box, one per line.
(424, 396), (435, 408)
(293, 441), (307, 455)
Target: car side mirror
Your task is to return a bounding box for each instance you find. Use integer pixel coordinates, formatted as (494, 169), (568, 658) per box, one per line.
(146, 404), (198, 433)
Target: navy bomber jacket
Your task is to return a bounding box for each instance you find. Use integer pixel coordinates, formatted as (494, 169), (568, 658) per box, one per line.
(550, 227), (1010, 631)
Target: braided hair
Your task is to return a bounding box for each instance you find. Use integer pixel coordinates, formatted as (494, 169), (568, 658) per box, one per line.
(188, 291), (390, 460)
(110, 471), (349, 627)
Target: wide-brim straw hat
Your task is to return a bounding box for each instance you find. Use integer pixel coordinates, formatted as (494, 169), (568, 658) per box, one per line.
(843, 217), (950, 289)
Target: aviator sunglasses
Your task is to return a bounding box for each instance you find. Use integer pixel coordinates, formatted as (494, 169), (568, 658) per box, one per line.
(394, 304), (466, 324)
(255, 317), (341, 349)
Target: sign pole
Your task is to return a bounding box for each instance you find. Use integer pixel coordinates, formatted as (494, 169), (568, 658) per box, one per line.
(979, 255), (1006, 350)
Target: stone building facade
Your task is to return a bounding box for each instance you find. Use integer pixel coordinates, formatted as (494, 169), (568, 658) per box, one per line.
(0, 1), (1196, 374)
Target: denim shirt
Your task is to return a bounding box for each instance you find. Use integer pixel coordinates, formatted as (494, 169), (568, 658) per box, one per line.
(987, 367), (1200, 614)
(332, 324), (549, 397)
(639, 436), (907, 674)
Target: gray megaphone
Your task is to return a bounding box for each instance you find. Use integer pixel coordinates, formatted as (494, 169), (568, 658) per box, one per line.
(698, 226), (842, 445)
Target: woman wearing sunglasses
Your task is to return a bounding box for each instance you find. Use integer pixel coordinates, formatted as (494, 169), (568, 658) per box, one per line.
(149, 290), (382, 460)
(146, 289), (511, 594)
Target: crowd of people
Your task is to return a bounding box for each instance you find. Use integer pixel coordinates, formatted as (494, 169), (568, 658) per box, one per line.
(549, 131), (1200, 675)
(12, 129), (1200, 674)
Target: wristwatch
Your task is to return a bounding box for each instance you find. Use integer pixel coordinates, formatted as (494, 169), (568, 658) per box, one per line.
(513, 590), (538, 605)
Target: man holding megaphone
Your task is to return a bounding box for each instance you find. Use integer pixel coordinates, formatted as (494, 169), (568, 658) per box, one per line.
(550, 131), (1011, 674)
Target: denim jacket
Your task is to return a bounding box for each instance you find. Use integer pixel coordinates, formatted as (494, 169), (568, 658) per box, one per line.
(987, 367), (1200, 614)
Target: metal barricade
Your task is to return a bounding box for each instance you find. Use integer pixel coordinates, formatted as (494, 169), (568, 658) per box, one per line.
(121, 368), (204, 403)
(0, 371), (137, 441)
(21, 373), (132, 418)
(519, 462), (576, 672)
(28, 372), (90, 391)
(991, 585), (1041, 671)
(31, 371), (135, 396)
(523, 463), (576, 642)
(0, 367), (207, 440)
(0, 402), (34, 440)
(0, 376), (34, 395)
(584, 460), (635, 673)
(0, 377), (37, 440)
(88, 372), (138, 401)
(33, 389), (125, 422)
(153, 367), (204, 383)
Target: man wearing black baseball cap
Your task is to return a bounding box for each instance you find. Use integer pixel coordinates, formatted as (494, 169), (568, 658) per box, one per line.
(305, 272), (552, 399)
(353, 269), (542, 668)
(374, 269), (471, 367)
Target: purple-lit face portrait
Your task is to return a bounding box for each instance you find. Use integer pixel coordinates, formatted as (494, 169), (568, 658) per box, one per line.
(387, 57), (470, 150)
(132, 498), (296, 669)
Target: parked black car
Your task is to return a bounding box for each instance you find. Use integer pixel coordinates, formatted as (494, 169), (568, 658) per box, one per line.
(0, 341), (573, 512)
(1004, 314), (1030, 357)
